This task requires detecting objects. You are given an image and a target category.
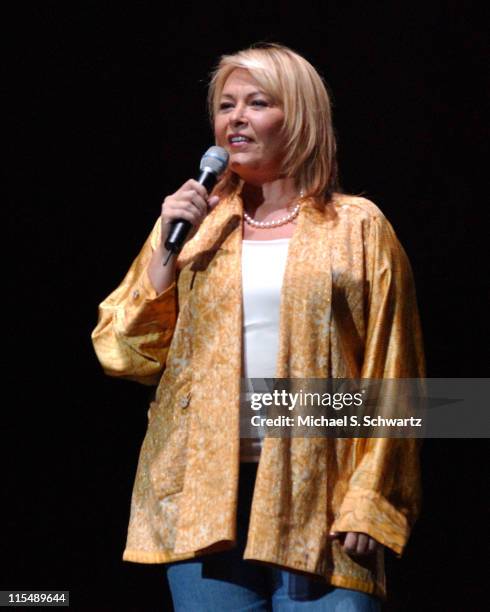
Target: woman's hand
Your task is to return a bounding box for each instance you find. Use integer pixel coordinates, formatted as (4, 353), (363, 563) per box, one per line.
(160, 179), (220, 246)
(147, 179), (220, 294)
(329, 531), (379, 556)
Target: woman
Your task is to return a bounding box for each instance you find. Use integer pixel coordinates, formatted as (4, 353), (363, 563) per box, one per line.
(92, 43), (425, 610)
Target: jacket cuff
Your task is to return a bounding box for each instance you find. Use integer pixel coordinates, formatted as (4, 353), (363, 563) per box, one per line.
(119, 271), (177, 335)
(138, 266), (174, 301)
(330, 487), (410, 556)
(128, 267), (177, 311)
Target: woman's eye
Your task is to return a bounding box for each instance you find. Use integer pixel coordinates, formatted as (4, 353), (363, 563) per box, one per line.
(218, 99), (268, 112)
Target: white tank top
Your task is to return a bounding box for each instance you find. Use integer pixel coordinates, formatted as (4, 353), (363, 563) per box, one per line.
(240, 238), (290, 461)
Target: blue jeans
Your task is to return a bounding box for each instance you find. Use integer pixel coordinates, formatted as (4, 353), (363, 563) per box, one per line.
(166, 464), (381, 611)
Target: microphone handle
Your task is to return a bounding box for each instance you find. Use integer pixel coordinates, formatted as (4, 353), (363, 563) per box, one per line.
(164, 170), (218, 259)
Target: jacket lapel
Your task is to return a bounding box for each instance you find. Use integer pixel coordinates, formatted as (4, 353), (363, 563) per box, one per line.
(276, 201), (333, 377)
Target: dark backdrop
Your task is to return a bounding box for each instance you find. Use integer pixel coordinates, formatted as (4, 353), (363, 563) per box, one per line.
(4, 1), (488, 610)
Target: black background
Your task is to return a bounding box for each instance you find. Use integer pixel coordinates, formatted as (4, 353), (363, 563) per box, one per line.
(4, 1), (488, 610)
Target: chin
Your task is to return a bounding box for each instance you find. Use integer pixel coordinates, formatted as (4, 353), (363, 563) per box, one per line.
(229, 154), (259, 169)
(229, 160), (249, 174)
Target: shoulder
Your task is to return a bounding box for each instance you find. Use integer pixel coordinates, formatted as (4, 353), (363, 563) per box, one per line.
(328, 193), (399, 240)
(330, 192), (387, 223)
(328, 193), (405, 258)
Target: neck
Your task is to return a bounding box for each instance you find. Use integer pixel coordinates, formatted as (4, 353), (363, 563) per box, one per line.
(241, 177), (299, 214)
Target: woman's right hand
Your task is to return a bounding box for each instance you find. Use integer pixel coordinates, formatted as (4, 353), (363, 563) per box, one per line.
(147, 180), (220, 295)
(160, 179), (220, 248)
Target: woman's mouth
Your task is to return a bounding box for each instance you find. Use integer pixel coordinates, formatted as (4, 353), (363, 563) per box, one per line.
(230, 140), (250, 148)
(228, 135), (253, 148)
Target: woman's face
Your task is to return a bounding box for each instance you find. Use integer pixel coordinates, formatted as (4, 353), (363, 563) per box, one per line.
(214, 68), (286, 184)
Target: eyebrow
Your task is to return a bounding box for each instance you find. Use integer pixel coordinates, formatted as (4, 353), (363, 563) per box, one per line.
(220, 90), (267, 99)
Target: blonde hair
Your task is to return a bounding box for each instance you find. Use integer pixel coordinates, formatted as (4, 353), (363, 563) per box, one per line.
(207, 42), (341, 204)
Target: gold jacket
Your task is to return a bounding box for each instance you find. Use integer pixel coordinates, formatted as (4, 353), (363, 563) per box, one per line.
(91, 187), (425, 597)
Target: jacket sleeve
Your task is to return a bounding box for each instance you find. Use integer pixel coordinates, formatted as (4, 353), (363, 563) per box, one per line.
(330, 213), (425, 556)
(91, 218), (178, 386)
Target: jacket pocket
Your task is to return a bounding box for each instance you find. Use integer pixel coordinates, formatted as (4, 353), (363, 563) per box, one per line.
(147, 398), (190, 500)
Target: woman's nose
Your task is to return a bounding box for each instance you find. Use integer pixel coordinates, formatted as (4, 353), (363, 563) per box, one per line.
(229, 103), (247, 125)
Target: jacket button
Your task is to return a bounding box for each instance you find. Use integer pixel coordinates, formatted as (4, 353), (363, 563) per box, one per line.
(132, 289), (140, 300)
(179, 395), (190, 409)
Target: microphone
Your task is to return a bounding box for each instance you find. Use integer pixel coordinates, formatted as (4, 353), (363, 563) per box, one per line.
(163, 146), (229, 264)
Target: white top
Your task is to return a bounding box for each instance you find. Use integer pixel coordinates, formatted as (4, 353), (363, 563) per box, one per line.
(240, 238), (290, 462)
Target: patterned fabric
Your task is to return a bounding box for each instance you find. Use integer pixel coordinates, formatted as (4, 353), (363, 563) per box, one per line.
(91, 184), (425, 598)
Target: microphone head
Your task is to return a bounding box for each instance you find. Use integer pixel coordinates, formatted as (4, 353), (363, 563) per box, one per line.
(200, 146), (229, 176)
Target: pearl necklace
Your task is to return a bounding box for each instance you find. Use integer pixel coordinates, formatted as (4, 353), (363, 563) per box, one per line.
(243, 193), (303, 229)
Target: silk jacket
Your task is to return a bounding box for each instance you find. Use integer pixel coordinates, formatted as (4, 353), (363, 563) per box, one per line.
(91, 187), (425, 597)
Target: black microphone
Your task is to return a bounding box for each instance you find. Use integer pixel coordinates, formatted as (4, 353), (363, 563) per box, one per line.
(163, 146), (229, 265)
